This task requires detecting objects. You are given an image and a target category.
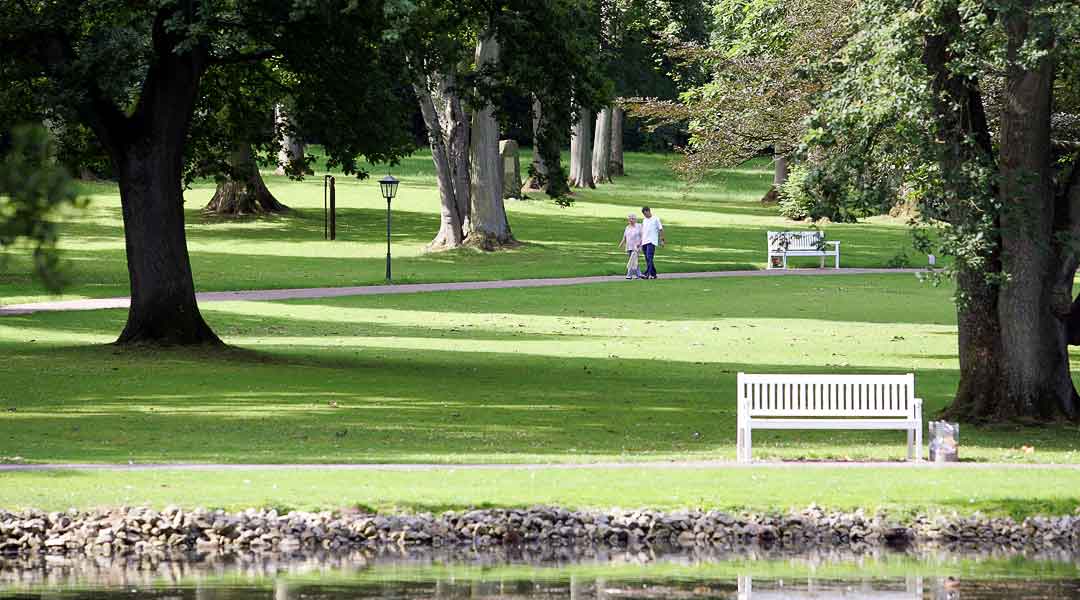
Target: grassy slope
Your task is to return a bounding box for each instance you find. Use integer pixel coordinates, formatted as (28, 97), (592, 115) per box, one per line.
(0, 152), (920, 304)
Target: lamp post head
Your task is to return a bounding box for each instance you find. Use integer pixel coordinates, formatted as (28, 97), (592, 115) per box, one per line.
(379, 174), (399, 202)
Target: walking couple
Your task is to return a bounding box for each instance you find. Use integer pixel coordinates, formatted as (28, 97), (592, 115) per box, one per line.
(618, 206), (665, 280)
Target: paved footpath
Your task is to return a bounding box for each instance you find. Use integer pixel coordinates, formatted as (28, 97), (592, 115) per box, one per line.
(0, 268), (922, 315)
(0, 460), (1074, 472)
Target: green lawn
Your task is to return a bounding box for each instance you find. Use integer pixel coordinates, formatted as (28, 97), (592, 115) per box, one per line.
(0, 151), (922, 305)
(2, 464), (1079, 517)
(2, 274), (1078, 466)
(2, 151), (1078, 515)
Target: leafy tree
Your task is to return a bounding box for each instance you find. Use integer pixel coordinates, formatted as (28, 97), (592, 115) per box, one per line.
(403, 0), (608, 249)
(799, 0), (1080, 421)
(1, 0), (415, 345)
(0, 125), (83, 291)
(631, 0), (853, 196)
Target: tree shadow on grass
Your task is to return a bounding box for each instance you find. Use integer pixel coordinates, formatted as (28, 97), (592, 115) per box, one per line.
(3, 325), (1079, 464)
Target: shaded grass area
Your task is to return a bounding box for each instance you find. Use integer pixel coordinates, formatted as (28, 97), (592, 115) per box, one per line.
(1, 466), (1078, 518)
(0, 152), (922, 304)
(1, 274), (1077, 466)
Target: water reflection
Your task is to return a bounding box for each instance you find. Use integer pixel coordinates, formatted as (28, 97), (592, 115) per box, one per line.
(0, 548), (1078, 599)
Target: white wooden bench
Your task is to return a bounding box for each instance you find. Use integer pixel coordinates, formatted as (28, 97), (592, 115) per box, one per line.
(736, 373), (923, 462)
(767, 231), (840, 269)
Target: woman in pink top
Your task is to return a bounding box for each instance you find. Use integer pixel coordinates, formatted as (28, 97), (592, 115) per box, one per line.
(618, 214), (643, 279)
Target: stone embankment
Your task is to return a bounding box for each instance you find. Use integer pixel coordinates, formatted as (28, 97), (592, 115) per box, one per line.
(1, 505), (1077, 557)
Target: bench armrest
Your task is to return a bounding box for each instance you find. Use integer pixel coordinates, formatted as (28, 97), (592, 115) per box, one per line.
(826, 241), (840, 247)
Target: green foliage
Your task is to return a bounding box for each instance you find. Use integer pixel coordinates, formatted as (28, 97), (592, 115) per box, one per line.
(637, 0), (856, 178)
(885, 250), (911, 269)
(0, 0), (418, 187)
(0, 125), (83, 291)
(795, 0), (1080, 273)
(777, 165), (812, 220)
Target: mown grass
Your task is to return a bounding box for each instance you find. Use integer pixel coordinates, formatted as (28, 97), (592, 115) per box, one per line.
(1, 274), (1078, 467)
(2, 465), (1079, 518)
(0, 151), (923, 304)
(1, 151), (1077, 515)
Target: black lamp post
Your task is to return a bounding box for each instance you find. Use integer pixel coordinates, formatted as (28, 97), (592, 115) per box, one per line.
(379, 174), (399, 282)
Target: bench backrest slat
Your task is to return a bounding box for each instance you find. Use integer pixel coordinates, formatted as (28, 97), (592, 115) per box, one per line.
(738, 373), (916, 417)
(767, 231), (823, 251)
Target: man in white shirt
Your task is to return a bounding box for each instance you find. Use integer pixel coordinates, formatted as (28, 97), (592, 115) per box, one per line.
(640, 206), (665, 279)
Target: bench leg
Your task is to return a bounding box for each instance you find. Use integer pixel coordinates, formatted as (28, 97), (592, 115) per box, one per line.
(782, 254), (788, 269)
(745, 428), (752, 462)
(819, 256), (825, 269)
(907, 429), (914, 461)
(737, 426), (744, 462)
(915, 422), (923, 462)
(835, 252), (840, 269)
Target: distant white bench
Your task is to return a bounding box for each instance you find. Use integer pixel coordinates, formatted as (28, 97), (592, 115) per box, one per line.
(767, 231), (840, 269)
(736, 373), (923, 462)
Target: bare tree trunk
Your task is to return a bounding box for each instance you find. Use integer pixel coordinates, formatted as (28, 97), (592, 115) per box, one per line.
(274, 105), (305, 177)
(415, 72), (470, 250)
(448, 94), (471, 233)
(942, 264), (1009, 421)
(592, 107), (613, 184)
(205, 143), (288, 215)
(81, 25), (221, 346)
(569, 108), (594, 188)
(760, 152), (789, 204)
(526, 97), (548, 191)
(773, 153), (789, 187)
(610, 106), (624, 176)
(466, 31), (515, 249)
(996, 15), (1077, 420)
(114, 134), (220, 345)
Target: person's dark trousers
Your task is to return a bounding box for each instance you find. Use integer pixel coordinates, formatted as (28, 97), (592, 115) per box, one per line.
(643, 243), (658, 278)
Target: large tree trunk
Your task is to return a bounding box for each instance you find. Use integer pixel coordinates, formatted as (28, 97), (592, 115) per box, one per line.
(466, 31), (515, 249)
(415, 72), (470, 250)
(921, 5), (1009, 421)
(205, 143), (288, 215)
(941, 264), (1009, 421)
(610, 106), (624, 177)
(114, 139), (220, 345)
(592, 106), (613, 184)
(569, 109), (594, 188)
(274, 105), (305, 177)
(84, 14), (220, 346)
(995, 14), (1078, 419)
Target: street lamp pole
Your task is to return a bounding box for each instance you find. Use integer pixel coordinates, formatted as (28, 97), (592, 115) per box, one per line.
(385, 196), (392, 281)
(379, 175), (399, 283)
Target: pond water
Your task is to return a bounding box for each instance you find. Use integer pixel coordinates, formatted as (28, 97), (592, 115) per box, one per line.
(1, 548), (1078, 599)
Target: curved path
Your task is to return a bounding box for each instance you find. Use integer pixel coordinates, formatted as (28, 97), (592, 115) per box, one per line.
(0, 268), (923, 316)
